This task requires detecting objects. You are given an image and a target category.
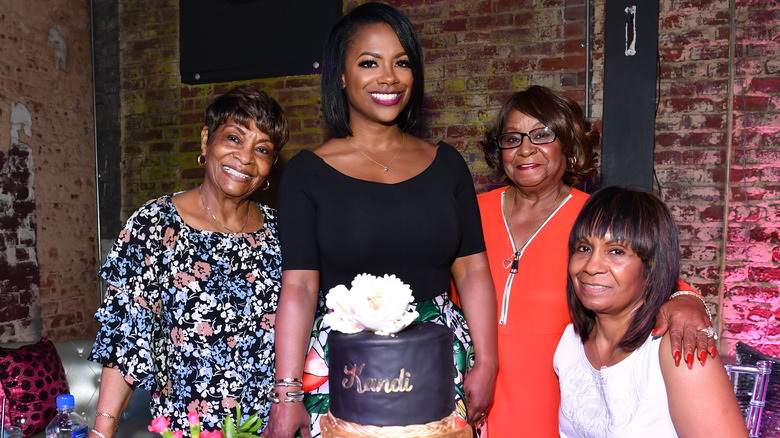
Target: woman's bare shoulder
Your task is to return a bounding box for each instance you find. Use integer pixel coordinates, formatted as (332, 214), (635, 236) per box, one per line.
(659, 333), (749, 437)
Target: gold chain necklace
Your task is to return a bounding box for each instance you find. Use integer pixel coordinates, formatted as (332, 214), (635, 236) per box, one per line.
(502, 183), (565, 272)
(198, 184), (249, 234)
(346, 132), (405, 172)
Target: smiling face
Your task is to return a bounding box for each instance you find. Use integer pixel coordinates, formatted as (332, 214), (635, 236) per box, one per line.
(200, 120), (275, 200)
(568, 232), (648, 319)
(501, 110), (567, 194)
(341, 22), (413, 128)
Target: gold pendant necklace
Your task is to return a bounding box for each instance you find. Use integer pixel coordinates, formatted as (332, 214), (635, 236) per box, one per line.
(346, 132), (405, 172)
(198, 184), (249, 234)
(502, 184), (565, 272)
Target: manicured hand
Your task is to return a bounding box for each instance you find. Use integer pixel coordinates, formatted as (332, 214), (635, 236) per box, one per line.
(654, 294), (717, 368)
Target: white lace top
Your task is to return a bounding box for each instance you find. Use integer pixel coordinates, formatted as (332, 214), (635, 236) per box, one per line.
(553, 324), (678, 437)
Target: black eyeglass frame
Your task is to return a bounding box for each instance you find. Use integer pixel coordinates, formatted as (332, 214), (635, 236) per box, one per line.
(495, 127), (557, 150)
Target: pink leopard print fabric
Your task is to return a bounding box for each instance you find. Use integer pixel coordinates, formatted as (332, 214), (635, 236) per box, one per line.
(0, 338), (69, 438)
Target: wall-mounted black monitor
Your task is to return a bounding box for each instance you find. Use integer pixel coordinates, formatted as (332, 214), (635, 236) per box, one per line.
(180, 0), (343, 84)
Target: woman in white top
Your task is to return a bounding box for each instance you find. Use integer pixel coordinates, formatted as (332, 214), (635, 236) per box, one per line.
(554, 186), (747, 437)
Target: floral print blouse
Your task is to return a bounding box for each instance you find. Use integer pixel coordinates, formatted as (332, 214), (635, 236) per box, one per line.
(89, 195), (281, 434)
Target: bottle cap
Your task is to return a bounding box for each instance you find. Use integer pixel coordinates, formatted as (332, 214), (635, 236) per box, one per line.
(55, 394), (75, 409)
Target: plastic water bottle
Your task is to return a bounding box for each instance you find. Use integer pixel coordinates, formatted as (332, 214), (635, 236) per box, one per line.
(45, 394), (89, 438)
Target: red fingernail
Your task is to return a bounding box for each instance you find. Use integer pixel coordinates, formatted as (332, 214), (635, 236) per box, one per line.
(674, 351), (681, 366)
(651, 328), (659, 336)
(686, 353), (694, 368)
(711, 347), (718, 357)
(699, 351), (707, 364)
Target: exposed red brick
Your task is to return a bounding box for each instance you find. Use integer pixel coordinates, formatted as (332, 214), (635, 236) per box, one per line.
(469, 14), (512, 30)
(732, 95), (769, 112)
(665, 97), (718, 113)
(749, 78), (780, 94)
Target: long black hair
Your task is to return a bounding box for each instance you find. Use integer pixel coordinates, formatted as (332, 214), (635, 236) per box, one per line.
(320, 2), (424, 137)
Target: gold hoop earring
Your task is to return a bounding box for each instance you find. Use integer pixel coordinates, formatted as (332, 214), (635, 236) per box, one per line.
(197, 155), (206, 166)
(261, 179), (271, 191)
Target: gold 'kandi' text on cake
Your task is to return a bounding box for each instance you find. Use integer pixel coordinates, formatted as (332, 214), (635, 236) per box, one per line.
(341, 363), (414, 394)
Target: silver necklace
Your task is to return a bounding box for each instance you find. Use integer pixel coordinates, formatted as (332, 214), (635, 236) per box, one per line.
(502, 183), (565, 272)
(593, 333), (620, 371)
(593, 332), (619, 424)
(198, 184), (249, 234)
(346, 132), (405, 172)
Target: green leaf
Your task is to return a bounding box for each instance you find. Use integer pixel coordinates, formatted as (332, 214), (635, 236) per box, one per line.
(222, 413), (236, 438)
(220, 404), (264, 438)
(238, 415), (261, 433)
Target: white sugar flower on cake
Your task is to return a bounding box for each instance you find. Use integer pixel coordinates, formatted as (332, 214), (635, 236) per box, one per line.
(323, 273), (419, 336)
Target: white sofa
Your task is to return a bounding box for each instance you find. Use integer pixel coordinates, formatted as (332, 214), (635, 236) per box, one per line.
(1, 339), (155, 438)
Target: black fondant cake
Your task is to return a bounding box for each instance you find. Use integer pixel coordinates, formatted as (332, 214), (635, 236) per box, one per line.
(327, 321), (455, 427)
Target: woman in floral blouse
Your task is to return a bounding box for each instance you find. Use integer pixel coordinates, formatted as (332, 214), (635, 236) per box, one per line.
(89, 85), (289, 437)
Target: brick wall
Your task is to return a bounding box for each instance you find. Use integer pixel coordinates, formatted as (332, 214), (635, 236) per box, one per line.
(652, 0), (779, 355)
(0, 0), (772, 351)
(720, 1), (780, 354)
(111, 0), (779, 355)
(0, 2), (99, 342)
(115, 0), (590, 213)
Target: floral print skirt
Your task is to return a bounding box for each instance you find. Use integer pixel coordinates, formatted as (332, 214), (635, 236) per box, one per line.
(301, 292), (474, 438)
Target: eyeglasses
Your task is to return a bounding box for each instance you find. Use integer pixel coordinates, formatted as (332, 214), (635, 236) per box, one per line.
(495, 127), (556, 149)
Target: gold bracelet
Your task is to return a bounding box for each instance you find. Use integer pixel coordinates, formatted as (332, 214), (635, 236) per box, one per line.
(669, 290), (712, 322)
(95, 412), (119, 432)
(96, 412), (119, 422)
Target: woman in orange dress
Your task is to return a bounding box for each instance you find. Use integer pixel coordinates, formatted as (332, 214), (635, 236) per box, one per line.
(477, 86), (717, 436)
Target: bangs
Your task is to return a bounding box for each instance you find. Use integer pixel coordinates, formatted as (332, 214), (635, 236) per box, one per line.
(569, 189), (660, 263)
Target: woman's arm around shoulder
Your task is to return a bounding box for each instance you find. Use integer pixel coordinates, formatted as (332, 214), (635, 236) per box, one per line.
(654, 281), (718, 368)
(659, 334), (749, 438)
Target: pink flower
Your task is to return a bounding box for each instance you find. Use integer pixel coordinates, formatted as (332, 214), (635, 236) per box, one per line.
(245, 235), (261, 248)
(187, 411), (199, 425)
(260, 313), (275, 331)
(172, 431), (183, 438)
(193, 262), (212, 280)
(196, 322), (213, 336)
(148, 416), (171, 433)
(187, 399), (208, 417)
(200, 431), (224, 438)
(163, 227), (179, 250)
(174, 272), (197, 289)
(221, 397), (236, 409)
(171, 327), (185, 347)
